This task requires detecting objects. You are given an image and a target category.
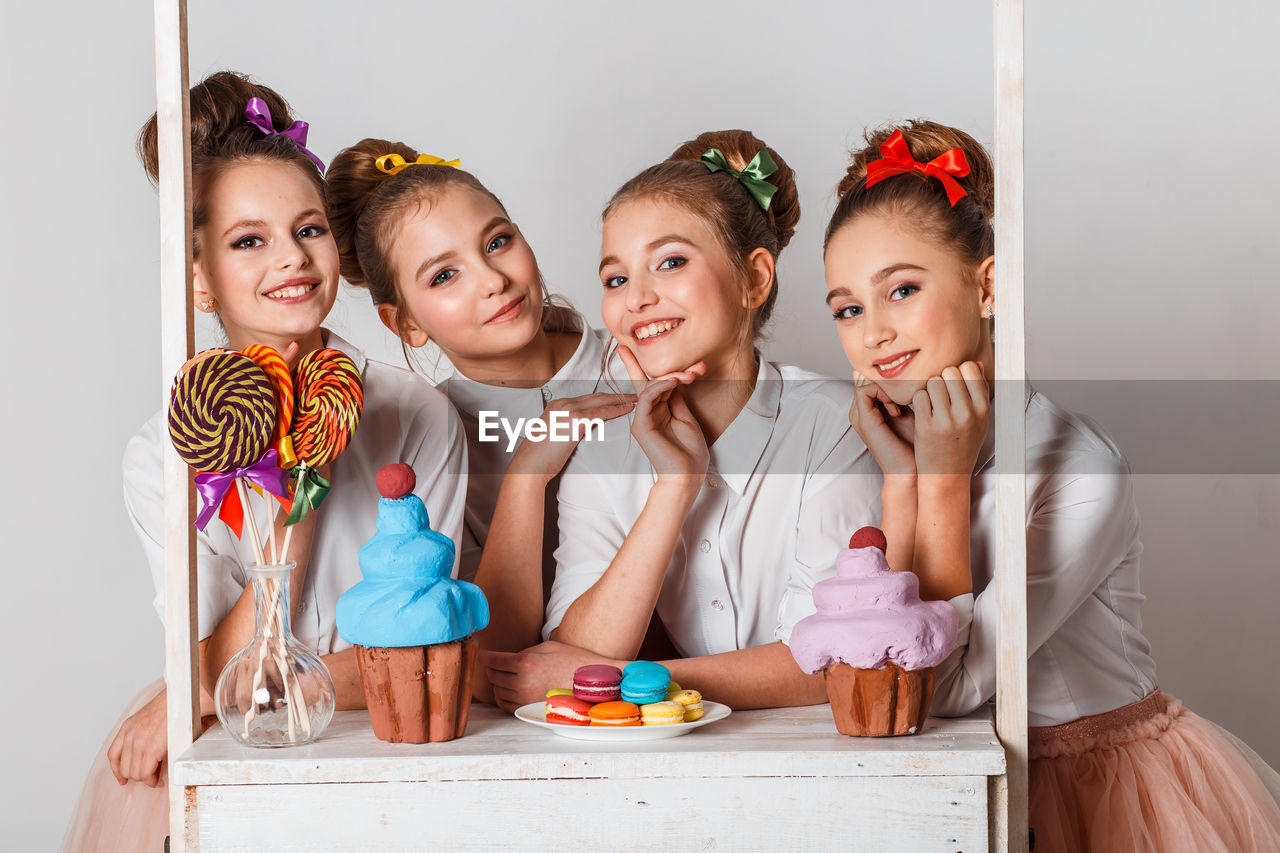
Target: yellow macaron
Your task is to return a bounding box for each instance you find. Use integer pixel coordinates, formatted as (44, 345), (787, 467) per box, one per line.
(640, 700), (686, 726)
(669, 689), (704, 721)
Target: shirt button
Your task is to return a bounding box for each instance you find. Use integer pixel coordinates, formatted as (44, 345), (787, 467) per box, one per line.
(299, 600), (308, 613)
(698, 539), (711, 553)
(711, 599), (724, 611)
(706, 477), (719, 489)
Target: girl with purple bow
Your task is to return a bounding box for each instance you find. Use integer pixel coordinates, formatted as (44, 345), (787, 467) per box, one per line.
(62, 71), (467, 852)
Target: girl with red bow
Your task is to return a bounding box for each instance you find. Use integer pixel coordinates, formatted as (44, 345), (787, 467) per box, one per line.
(823, 119), (1280, 852)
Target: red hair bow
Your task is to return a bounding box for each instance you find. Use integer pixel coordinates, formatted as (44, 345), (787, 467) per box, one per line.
(865, 129), (971, 207)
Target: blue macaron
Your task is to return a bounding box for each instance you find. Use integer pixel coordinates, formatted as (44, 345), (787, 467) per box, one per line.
(620, 667), (671, 704)
(623, 660), (671, 680)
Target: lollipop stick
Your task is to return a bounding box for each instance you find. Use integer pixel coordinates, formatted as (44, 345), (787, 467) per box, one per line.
(236, 479), (266, 566)
(280, 525), (295, 565)
(266, 505), (278, 565)
(243, 575), (277, 735)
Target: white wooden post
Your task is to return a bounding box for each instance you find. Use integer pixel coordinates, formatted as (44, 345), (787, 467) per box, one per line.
(152, 0), (198, 849)
(994, 0), (1029, 851)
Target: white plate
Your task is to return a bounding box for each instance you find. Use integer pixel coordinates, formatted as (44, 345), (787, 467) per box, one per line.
(514, 700), (731, 741)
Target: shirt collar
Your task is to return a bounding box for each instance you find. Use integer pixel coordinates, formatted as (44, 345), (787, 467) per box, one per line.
(708, 355), (781, 495)
(441, 307), (604, 415)
(321, 328), (367, 374)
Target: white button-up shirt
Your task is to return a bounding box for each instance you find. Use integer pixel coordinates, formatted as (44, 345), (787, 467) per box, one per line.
(936, 385), (1159, 726)
(124, 331), (468, 653)
(544, 358), (882, 657)
(437, 307), (612, 582)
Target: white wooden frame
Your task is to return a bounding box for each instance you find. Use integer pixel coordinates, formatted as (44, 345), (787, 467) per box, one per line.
(152, 2), (1028, 850)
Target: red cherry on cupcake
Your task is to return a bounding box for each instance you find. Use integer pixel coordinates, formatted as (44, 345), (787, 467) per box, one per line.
(376, 463), (416, 499)
(849, 527), (887, 552)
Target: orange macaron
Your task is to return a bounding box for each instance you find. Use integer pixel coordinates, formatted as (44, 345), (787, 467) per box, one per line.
(588, 700), (641, 726)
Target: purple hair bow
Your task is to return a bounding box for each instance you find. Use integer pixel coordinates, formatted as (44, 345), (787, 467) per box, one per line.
(244, 97), (326, 173)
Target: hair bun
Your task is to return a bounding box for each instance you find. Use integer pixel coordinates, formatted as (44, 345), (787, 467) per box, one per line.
(668, 129), (800, 252)
(137, 71), (302, 185)
(325, 138), (422, 288)
(837, 120), (993, 220)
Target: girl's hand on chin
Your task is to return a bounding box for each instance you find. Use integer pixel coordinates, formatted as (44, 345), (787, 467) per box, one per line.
(849, 370), (917, 477)
(618, 346), (709, 490)
(912, 362), (990, 477)
(507, 392), (638, 485)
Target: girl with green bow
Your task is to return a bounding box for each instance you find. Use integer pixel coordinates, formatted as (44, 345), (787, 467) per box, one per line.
(482, 129), (882, 714)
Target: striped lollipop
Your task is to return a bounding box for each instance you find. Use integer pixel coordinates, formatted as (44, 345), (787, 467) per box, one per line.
(282, 348), (363, 527)
(292, 348), (363, 467)
(241, 344), (295, 456)
(168, 350), (276, 472)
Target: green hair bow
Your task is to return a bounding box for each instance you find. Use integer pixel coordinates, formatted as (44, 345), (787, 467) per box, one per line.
(700, 147), (779, 211)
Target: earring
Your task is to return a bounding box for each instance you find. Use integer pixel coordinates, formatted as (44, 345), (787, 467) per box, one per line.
(984, 305), (994, 319)
(200, 298), (216, 311)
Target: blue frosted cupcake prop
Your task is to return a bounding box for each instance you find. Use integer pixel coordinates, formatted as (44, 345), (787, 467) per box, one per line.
(336, 464), (489, 743)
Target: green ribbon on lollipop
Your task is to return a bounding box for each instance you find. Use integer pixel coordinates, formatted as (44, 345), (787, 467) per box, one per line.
(282, 348), (364, 526)
(284, 462), (332, 526)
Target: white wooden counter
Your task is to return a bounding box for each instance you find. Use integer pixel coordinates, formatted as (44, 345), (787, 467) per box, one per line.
(173, 704), (1005, 852)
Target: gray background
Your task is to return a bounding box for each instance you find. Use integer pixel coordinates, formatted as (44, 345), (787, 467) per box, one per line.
(3, 1), (1278, 847)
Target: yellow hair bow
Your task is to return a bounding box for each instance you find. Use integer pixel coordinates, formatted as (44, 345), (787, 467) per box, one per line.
(374, 153), (461, 176)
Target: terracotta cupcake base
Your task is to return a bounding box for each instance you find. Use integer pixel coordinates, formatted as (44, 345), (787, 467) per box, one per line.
(355, 636), (477, 743)
(824, 662), (936, 737)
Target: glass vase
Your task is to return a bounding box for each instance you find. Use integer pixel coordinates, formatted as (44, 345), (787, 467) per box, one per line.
(214, 562), (335, 747)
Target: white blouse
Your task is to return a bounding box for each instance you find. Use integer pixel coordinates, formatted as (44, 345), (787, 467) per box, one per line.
(124, 331), (468, 654)
(543, 357), (883, 657)
(935, 384), (1159, 726)
(437, 306), (611, 582)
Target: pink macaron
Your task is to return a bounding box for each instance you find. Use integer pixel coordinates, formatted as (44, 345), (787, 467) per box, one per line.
(572, 665), (623, 703)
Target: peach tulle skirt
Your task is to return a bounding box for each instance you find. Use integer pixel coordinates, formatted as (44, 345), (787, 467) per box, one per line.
(1029, 690), (1280, 853)
(61, 679), (204, 853)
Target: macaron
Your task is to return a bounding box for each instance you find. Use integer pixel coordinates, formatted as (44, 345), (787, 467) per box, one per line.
(545, 694), (594, 726)
(588, 701), (641, 726)
(665, 681), (682, 698)
(621, 668), (670, 705)
(640, 700), (685, 726)
(573, 665), (623, 703)
(623, 660), (671, 681)
(669, 689), (704, 722)
(545, 687), (573, 697)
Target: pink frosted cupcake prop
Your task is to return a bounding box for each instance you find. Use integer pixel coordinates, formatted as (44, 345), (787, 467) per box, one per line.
(790, 527), (958, 737)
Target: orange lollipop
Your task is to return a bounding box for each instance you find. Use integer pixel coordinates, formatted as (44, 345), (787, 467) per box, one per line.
(292, 348), (363, 466)
(241, 344), (295, 460)
(283, 348), (363, 525)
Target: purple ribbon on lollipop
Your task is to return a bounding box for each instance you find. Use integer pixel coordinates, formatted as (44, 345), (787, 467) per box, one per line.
(194, 449), (291, 531)
(244, 97), (326, 173)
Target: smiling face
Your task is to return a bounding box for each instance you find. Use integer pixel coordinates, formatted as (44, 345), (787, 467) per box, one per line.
(825, 213), (995, 405)
(194, 160), (339, 355)
(599, 196), (760, 380)
(383, 185), (543, 366)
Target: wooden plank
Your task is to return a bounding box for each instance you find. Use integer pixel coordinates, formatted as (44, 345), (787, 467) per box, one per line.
(195, 775), (989, 852)
(993, 0), (1029, 851)
(152, 0), (196, 849)
(174, 706), (1005, 786)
